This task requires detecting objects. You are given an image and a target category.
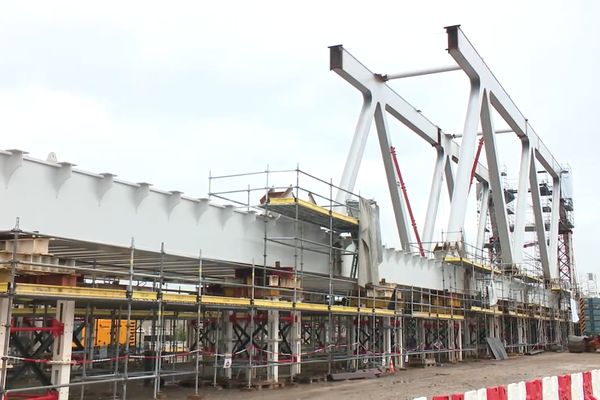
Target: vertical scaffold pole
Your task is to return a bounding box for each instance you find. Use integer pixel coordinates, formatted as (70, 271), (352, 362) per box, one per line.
(0, 222), (19, 397)
(327, 179), (334, 375)
(121, 238), (135, 400)
(194, 249), (203, 395)
(154, 243), (166, 399)
(248, 259), (255, 389)
(112, 306), (122, 400)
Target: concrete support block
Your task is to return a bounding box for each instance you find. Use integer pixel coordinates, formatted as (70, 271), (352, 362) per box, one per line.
(267, 310), (279, 382)
(290, 311), (301, 377)
(395, 317), (404, 369)
(383, 317), (392, 368)
(223, 311), (233, 380)
(52, 300), (75, 400)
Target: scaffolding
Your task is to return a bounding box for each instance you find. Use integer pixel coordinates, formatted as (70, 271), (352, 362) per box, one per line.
(0, 167), (572, 400)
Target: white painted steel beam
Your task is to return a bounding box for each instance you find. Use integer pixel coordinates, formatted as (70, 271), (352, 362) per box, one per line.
(445, 82), (483, 243)
(374, 103), (413, 248)
(422, 146), (445, 247)
(383, 65), (460, 81)
(480, 91), (513, 265)
(529, 155), (552, 279)
(476, 183), (490, 250)
(0, 152), (330, 274)
(512, 140), (532, 263)
(335, 100), (376, 205)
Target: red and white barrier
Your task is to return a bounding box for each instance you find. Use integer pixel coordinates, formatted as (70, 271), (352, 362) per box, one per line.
(415, 369), (600, 400)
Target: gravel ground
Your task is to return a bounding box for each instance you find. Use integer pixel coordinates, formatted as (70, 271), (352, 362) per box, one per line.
(83, 352), (600, 400)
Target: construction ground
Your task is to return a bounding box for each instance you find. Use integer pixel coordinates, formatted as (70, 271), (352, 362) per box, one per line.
(77, 352), (598, 400)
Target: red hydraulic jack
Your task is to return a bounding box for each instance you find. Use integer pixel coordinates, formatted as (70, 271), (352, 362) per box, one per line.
(390, 146), (425, 257)
(10, 319), (64, 337)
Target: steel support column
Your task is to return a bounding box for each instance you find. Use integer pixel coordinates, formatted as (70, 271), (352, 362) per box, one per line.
(374, 104), (412, 249)
(423, 146), (446, 247)
(446, 85), (483, 243)
(512, 140), (532, 262)
(476, 184), (490, 250)
(336, 100), (377, 204)
(529, 155), (552, 279)
(480, 92), (513, 265)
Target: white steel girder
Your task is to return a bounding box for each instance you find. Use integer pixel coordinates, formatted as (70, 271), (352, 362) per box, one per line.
(0, 150), (331, 275)
(330, 26), (565, 280)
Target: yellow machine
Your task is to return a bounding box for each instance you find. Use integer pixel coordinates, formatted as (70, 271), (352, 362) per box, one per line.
(80, 319), (137, 347)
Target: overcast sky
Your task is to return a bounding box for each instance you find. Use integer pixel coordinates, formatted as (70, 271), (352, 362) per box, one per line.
(0, 1), (597, 278)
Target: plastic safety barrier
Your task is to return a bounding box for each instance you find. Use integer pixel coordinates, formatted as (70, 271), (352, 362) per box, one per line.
(414, 370), (600, 400)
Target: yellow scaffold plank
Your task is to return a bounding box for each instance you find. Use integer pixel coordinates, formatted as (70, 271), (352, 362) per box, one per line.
(201, 295), (251, 307)
(358, 307), (374, 315)
(268, 198), (358, 226)
(295, 302), (329, 312)
(131, 291), (158, 301)
(329, 305), (358, 314)
(2, 283), (399, 316)
(10, 307), (199, 319)
(412, 311), (464, 320)
(444, 256), (493, 273)
(470, 306), (502, 315)
(162, 293), (196, 304)
(253, 298), (294, 310)
(15, 283), (127, 300)
(436, 313), (464, 320)
(373, 309), (396, 317)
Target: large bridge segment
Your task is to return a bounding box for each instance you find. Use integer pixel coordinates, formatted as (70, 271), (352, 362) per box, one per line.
(0, 150), (453, 290)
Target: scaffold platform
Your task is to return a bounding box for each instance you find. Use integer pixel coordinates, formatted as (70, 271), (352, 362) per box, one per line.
(443, 256), (495, 273)
(261, 197), (358, 231)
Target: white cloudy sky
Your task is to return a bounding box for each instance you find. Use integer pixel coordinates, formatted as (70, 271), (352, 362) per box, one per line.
(0, 1), (598, 277)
